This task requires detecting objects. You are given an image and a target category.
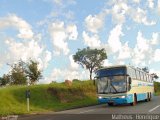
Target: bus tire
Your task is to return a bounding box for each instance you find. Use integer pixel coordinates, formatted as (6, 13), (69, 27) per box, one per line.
(149, 92), (151, 101)
(130, 94), (137, 106)
(108, 103), (114, 106)
(145, 93), (149, 102)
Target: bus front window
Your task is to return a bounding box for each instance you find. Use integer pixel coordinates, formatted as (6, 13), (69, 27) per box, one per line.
(97, 75), (126, 94)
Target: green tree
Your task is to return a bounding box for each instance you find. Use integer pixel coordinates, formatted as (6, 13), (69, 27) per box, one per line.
(0, 74), (10, 86)
(73, 47), (107, 80)
(10, 62), (27, 85)
(151, 73), (159, 80)
(142, 67), (149, 73)
(25, 60), (42, 85)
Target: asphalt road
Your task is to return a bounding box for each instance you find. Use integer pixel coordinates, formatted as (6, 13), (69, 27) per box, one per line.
(18, 96), (160, 120)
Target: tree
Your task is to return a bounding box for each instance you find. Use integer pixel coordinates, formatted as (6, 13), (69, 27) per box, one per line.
(142, 67), (149, 73)
(0, 74), (10, 86)
(73, 47), (107, 80)
(151, 73), (159, 80)
(10, 61), (27, 85)
(25, 60), (42, 85)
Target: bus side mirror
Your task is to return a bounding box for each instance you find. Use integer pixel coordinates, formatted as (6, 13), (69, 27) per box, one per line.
(129, 77), (132, 84)
(93, 77), (96, 86)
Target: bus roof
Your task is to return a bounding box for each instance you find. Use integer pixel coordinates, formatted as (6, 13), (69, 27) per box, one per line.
(98, 65), (152, 76)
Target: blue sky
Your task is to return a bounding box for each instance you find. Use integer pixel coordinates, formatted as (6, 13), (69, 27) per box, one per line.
(0, 0), (160, 83)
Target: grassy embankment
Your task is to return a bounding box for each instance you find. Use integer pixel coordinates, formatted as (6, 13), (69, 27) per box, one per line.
(0, 80), (98, 116)
(154, 82), (160, 96)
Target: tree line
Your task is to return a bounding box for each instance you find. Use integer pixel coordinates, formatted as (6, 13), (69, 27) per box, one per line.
(0, 60), (42, 86)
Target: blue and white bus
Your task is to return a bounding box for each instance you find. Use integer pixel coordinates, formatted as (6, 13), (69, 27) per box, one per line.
(95, 65), (154, 106)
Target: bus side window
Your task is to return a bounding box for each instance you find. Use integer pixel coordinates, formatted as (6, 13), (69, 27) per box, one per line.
(143, 73), (146, 81)
(134, 69), (137, 79)
(137, 71), (140, 80)
(146, 74), (149, 81)
(148, 75), (151, 82)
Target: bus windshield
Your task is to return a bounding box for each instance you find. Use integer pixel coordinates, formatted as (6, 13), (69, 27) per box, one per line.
(96, 67), (126, 77)
(97, 75), (127, 94)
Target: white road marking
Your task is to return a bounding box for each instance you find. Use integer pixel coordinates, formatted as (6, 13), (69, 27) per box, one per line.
(79, 109), (95, 114)
(149, 105), (160, 113)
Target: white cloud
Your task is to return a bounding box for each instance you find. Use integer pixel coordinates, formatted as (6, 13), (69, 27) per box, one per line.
(130, 8), (156, 25)
(107, 24), (123, 53)
(4, 37), (52, 70)
(49, 21), (78, 55)
(154, 49), (160, 62)
(0, 14), (34, 39)
(131, 31), (160, 66)
(106, 1), (156, 25)
(85, 14), (104, 33)
(118, 42), (132, 60)
(69, 54), (79, 70)
(5, 39), (42, 62)
(66, 24), (78, 40)
(103, 59), (112, 67)
(133, 0), (141, 4)
(38, 50), (52, 70)
(111, 2), (129, 24)
(158, 0), (160, 15)
(150, 32), (160, 45)
(148, 0), (154, 9)
(82, 31), (101, 48)
(136, 31), (149, 52)
(43, 68), (89, 83)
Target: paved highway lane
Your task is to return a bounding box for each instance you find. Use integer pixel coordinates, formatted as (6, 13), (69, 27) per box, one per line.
(18, 96), (160, 120)
(56, 96), (160, 114)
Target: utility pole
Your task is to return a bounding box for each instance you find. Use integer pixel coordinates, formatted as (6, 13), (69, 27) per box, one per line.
(26, 77), (30, 112)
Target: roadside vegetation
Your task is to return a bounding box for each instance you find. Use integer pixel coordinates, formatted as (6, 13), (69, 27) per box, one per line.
(0, 80), (97, 116)
(154, 82), (160, 96)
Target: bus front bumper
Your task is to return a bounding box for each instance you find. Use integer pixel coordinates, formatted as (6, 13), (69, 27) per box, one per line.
(98, 96), (131, 105)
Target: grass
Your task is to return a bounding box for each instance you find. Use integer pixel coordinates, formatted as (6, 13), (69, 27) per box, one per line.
(0, 80), (98, 116)
(154, 82), (160, 96)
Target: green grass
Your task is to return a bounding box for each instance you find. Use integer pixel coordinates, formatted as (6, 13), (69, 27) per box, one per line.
(154, 82), (160, 96)
(0, 80), (98, 116)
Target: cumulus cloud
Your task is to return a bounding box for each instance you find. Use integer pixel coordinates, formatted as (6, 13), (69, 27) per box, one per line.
(105, 0), (156, 25)
(154, 49), (160, 62)
(133, 0), (141, 4)
(103, 59), (112, 67)
(43, 68), (89, 83)
(150, 32), (160, 45)
(49, 21), (78, 55)
(118, 42), (132, 60)
(0, 14), (34, 39)
(69, 54), (79, 70)
(131, 31), (160, 66)
(111, 2), (129, 24)
(85, 14), (104, 33)
(107, 24), (123, 53)
(158, 0), (160, 15)
(130, 8), (156, 25)
(4, 38), (52, 70)
(82, 31), (101, 48)
(148, 0), (154, 9)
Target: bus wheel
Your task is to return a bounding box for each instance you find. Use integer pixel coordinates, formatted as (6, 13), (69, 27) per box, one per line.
(130, 94), (137, 106)
(145, 93), (149, 102)
(108, 103), (114, 106)
(149, 92), (151, 101)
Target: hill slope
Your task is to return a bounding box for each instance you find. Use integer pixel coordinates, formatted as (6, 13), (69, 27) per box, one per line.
(0, 80), (97, 116)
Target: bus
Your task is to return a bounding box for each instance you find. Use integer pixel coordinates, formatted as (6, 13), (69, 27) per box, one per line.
(95, 65), (154, 106)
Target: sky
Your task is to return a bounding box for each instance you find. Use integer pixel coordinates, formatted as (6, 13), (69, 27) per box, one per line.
(0, 0), (160, 83)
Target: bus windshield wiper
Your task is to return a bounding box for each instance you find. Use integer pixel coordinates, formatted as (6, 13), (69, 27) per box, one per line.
(110, 83), (118, 93)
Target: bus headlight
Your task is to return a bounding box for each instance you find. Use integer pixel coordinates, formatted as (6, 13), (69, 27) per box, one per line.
(120, 96), (126, 98)
(98, 96), (102, 99)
